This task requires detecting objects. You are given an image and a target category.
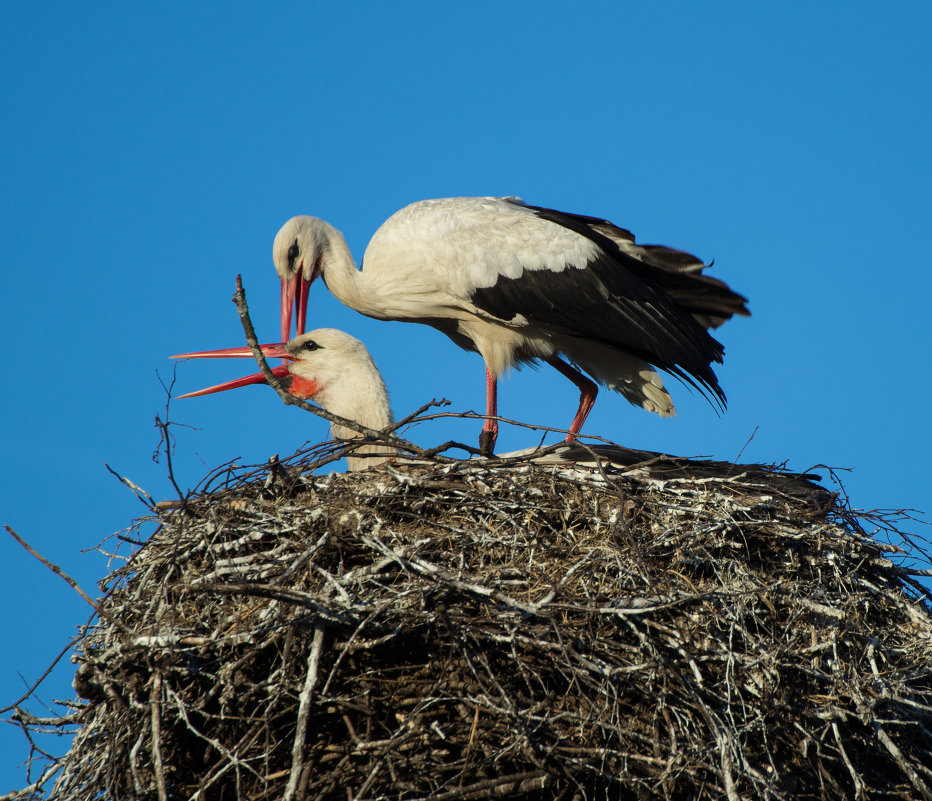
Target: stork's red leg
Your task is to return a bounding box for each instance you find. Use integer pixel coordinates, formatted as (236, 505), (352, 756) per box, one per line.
(479, 367), (498, 456)
(546, 357), (598, 441)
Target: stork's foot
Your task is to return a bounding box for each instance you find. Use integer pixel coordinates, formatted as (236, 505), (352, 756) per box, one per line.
(479, 429), (496, 457)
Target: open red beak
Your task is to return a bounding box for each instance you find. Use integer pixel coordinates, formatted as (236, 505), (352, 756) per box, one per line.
(172, 342), (293, 399)
(171, 343), (290, 359)
(280, 274), (310, 342)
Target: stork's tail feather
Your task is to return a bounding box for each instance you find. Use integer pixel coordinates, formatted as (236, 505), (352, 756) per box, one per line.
(623, 245), (750, 330)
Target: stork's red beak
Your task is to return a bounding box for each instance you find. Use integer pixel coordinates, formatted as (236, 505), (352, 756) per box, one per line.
(171, 344), (290, 360)
(174, 364), (293, 398)
(281, 274), (310, 342)
(172, 342), (293, 399)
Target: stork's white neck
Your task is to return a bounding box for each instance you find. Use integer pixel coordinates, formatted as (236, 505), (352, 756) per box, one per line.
(317, 241), (392, 321)
(319, 368), (394, 472)
(317, 379), (393, 438)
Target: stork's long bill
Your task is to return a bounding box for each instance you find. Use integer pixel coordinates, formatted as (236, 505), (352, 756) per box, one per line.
(280, 273), (310, 342)
(172, 343), (319, 400)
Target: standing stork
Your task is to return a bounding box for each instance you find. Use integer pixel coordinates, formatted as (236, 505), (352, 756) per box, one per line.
(177, 329), (395, 471)
(275, 197), (748, 454)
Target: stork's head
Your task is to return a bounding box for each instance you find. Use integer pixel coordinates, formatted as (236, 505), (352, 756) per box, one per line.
(274, 216), (346, 342)
(282, 329), (390, 424)
(172, 329), (390, 428)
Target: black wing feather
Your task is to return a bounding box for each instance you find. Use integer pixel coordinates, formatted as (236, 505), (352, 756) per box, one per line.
(523, 204), (750, 323)
(470, 203), (750, 406)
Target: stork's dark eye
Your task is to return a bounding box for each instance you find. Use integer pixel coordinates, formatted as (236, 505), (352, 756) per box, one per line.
(287, 240), (300, 268)
(302, 340), (320, 352)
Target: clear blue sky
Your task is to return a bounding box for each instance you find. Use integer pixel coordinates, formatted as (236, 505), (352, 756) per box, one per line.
(1, 2), (930, 788)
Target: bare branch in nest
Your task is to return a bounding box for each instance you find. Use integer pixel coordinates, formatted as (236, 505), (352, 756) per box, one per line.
(148, 673), (168, 801)
(151, 363), (203, 504)
(104, 463), (156, 510)
(284, 625), (326, 801)
(397, 406), (641, 451)
(231, 274), (468, 461)
(4, 527), (96, 615)
(4, 526), (133, 640)
(152, 415), (185, 502)
(0, 611), (97, 717)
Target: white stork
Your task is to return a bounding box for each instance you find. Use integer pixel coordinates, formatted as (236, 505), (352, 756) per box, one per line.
(274, 197), (749, 453)
(177, 329), (395, 471)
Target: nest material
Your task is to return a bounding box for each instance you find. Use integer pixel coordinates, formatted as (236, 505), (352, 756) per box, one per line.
(15, 447), (932, 800)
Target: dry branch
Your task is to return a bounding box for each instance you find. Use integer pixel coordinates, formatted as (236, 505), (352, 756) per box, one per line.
(231, 275), (477, 462)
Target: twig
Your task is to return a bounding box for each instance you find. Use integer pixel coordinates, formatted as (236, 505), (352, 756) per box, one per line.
(231, 276), (444, 461)
(188, 582), (357, 626)
(129, 732), (145, 796)
(283, 626), (326, 801)
(873, 721), (932, 800)
(162, 684), (262, 780)
(149, 672), (168, 801)
(153, 414), (186, 502)
(733, 425), (759, 464)
(0, 764), (62, 801)
(387, 398), (451, 433)
(832, 721), (866, 800)
(3, 526), (135, 641)
(0, 612), (93, 715)
(351, 759), (384, 801)
(4, 526), (100, 614)
(104, 463), (156, 510)
(405, 771), (550, 801)
(232, 275), (387, 443)
(395, 408), (605, 445)
(153, 363), (193, 502)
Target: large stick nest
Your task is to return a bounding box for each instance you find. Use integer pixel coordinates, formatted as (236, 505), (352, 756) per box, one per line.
(11, 445), (932, 800)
